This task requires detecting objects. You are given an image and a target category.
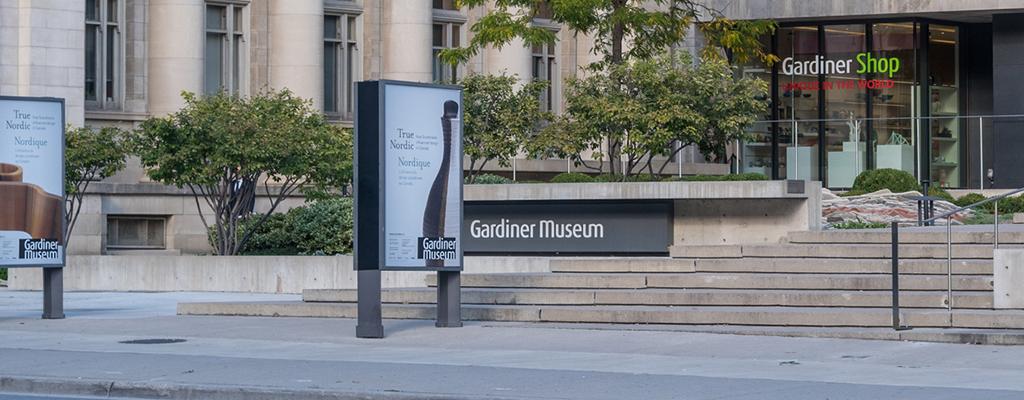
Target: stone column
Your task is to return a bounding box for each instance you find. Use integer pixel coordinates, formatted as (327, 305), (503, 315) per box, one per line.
(0, 0), (85, 126)
(268, 0), (323, 108)
(149, 0), (204, 116)
(382, 0), (432, 82)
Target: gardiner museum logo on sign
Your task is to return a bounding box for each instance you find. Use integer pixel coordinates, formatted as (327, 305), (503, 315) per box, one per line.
(417, 237), (458, 261)
(781, 52), (901, 91)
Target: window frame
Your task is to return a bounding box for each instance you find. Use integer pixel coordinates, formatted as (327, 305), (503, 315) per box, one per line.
(530, 23), (559, 113)
(324, 12), (361, 120)
(85, 0), (124, 111)
(105, 215), (168, 251)
(432, 10), (465, 84)
(204, 1), (248, 96)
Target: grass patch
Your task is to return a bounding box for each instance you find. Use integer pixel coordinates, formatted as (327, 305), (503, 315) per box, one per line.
(962, 211), (1014, 225)
(831, 221), (889, 230)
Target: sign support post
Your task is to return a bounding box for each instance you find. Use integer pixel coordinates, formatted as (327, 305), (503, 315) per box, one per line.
(353, 80), (464, 338)
(42, 268), (64, 319)
(436, 271), (461, 327)
(356, 269), (383, 338)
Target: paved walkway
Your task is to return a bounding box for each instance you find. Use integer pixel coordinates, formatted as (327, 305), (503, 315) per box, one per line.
(2, 290), (1024, 399)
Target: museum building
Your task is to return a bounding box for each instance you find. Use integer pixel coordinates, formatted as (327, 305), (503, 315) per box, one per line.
(718, 1), (1024, 190)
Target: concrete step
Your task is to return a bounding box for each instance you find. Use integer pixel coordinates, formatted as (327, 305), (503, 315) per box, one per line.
(178, 301), (1024, 329)
(646, 273), (993, 292)
(303, 288), (993, 309)
(429, 272), (993, 292)
(549, 258), (696, 273)
(786, 230), (1024, 245)
(695, 258), (992, 275)
(550, 258), (991, 275)
(672, 244), (997, 259)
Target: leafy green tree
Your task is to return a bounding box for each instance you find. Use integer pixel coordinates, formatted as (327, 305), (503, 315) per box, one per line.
(529, 53), (767, 178)
(64, 126), (129, 244)
(461, 74), (548, 182)
(441, 0), (776, 68)
(134, 90), (353, 255)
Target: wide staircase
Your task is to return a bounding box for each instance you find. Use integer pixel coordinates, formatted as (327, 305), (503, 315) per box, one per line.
(179, 229), (1024, 329)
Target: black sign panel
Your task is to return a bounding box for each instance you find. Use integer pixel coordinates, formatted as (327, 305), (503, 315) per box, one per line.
(463, 201), (673, 255)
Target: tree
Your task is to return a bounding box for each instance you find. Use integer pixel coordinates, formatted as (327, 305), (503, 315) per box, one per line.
(134, 90), (353, 255)
(461, 74), (548, 182)
(64, 126), (129, 245)
(441, 0), (777, 69)
(528, 53), (768, 178)
(442, 0), (776, 175)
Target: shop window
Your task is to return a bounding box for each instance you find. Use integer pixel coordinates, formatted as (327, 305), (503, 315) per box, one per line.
(737, 34), (774, 176)
(107, 216), (167, 250)
(928, 24), (960, 188)
(872, 22), (918, 178)
(822, 24), (867, 189)
(324, 14), (359, 119)
(85, 0), (122, 110)
(432, 22), (461, 83)
(777, 26), (821, 182)
(205, 3), (246, 95)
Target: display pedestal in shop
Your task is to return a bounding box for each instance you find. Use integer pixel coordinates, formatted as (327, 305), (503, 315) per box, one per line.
(786, 146), (818, 181)
(876, 143), (914, 174)
(827, 142), (866, 188)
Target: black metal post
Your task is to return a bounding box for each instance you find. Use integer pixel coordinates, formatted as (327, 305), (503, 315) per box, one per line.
(356, 269), (384, 338)
(436, 271), (462, 327)
(42, 268), (64, 319)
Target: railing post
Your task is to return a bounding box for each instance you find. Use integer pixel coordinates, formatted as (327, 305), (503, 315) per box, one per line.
(891, 221), (902, 330)
(947, 219), (953, 312)
(995, 201), (1000, 249)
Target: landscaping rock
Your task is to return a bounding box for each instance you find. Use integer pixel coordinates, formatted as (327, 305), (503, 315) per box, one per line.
(823, 189), (972, 226)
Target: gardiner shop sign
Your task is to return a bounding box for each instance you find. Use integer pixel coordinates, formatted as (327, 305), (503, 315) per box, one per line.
(781, 52), (901, 91)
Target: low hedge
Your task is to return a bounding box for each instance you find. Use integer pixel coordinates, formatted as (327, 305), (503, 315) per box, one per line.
(550, 172), (596, 183)
(211, 198), (354, 256)
(468, 173), (512, 184)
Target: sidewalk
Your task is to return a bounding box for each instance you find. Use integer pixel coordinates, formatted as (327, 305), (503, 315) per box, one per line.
(2, 290), (1024, 399)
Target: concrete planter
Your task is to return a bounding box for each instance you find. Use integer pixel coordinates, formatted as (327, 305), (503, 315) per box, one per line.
(8, 255), (552, 293)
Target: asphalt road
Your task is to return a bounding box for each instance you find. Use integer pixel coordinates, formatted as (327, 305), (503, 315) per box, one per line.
(1, 290), (1023, 399)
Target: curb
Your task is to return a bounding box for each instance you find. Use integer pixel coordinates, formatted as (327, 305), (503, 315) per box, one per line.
(0, 375), (522, 400)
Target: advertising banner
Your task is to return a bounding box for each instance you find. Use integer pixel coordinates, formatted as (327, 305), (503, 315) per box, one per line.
(463, 201), (673, 255)
(0, 97), (66, 267)
(379, 82), (463, 270)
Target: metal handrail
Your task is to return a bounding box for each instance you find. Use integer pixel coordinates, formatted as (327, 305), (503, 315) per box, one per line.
(890, 186), (1024, 331)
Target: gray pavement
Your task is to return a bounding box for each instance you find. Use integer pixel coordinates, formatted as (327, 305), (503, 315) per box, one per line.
(2, 289), (1024, 399)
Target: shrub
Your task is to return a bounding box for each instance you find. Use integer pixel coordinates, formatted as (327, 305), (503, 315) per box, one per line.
(851, 169), (920, 194)
(469, 173), (512, 184)
(592, 174), (622, 182)
(0, 268), (6, 282)
(832, 221), (888, 229)
(666, 173), (770, 182)
(626, 174), (663, 182)
(210, 198), (354, 256)
(955, 193), (986, 208)
(929, 186), (955, 202)
(550, 172), (595, 183)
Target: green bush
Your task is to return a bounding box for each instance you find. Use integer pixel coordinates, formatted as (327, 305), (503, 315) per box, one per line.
(955, 193), (986, 208)
(929, 186), (955, 202)
(0, 268), (6, 281)
(832, 220), (888, 229)
(210, 198), (354, 256)
(626, 174), (663, 182)
(666, 173), (770, 182)
(468, 173), (512, 184)
(550, 172), (595, 183)
(851, 169), (920, 194)
(592, 174), (621, 182)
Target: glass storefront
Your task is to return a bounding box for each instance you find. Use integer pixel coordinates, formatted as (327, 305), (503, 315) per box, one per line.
(740, 20), (968, 188)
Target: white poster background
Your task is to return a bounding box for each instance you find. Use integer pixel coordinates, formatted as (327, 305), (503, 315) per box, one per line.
(382, 84), (462, 268)
(0, 98), (65, 266)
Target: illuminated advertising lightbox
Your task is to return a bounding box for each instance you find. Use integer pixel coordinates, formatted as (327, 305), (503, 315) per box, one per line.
(0, 96), (65, 268)
(355, 81), (463, 271)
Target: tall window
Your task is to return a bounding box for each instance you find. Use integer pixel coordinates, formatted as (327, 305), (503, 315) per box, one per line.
(205, 3), (245, 95)
(85, 0), (122, 109)
(432, 23), (461, 83)
(532, 42), (556, 112)
(324, 14), (358, 119)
